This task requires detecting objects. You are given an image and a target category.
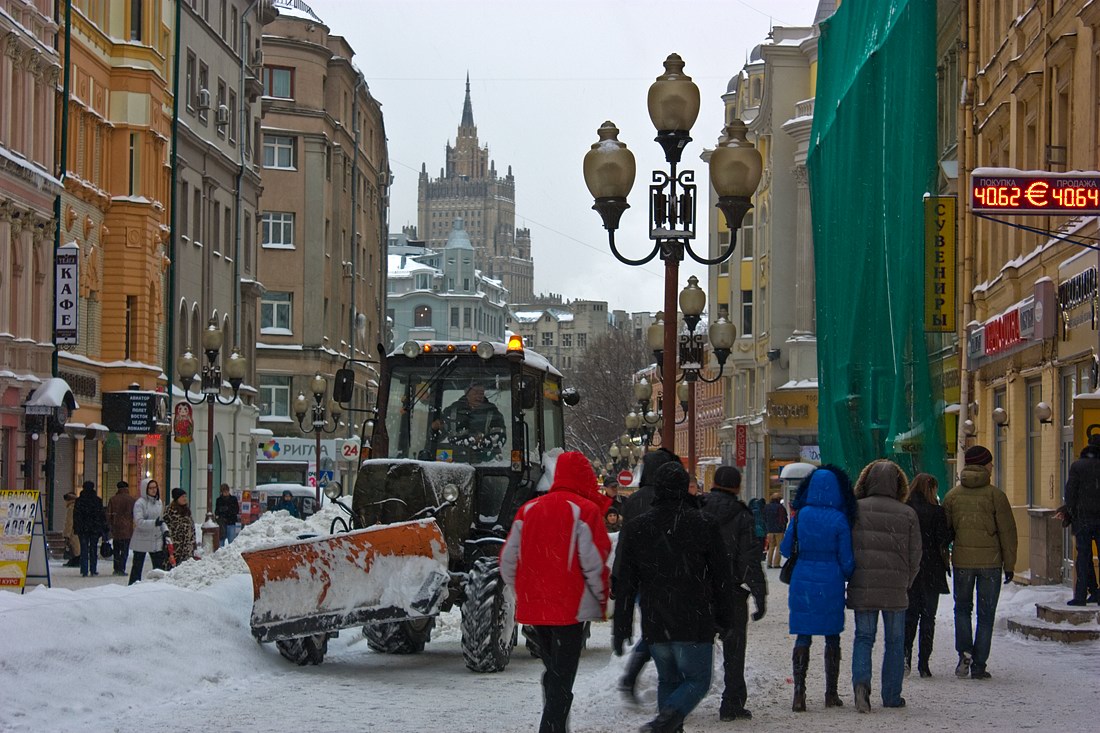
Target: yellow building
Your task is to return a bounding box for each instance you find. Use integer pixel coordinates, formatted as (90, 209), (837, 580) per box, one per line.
(54, 0), (174, 519)
(959, 3), (1100, 583)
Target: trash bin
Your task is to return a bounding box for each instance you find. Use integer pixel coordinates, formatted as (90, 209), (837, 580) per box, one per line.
(1028, 508), (1064, 585)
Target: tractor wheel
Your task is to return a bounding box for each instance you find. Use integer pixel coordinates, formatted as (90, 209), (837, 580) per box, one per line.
(276, 633), (328, 665)
(461, 557), (515, 673)
(364, 618), (435, 654)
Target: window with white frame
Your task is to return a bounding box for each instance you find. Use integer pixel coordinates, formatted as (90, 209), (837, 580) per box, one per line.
(262, 66), (293, 99)
(415, 274), (431, 290)
(259, 376), (292, 419)
(261, 212), (294, 248)
(260, 291), (292, 334)
(263, 134), (295, 169)
(741, 289), (754, 337)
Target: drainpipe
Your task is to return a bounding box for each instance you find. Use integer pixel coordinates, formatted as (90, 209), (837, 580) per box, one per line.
(955, 0), (977, 476)
(47, 0), (73, 526)
(165, 0), (183, 488)
(348, 76), (364, 436)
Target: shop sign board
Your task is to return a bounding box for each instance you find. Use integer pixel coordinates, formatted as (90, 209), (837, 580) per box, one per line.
(766, 389), (818, 432)
(924, 196), (956, 332)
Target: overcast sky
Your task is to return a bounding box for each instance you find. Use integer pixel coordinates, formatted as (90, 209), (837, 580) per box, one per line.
(308, 0), (824, 313)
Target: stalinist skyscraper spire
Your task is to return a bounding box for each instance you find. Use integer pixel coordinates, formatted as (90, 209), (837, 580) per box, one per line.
(418, 77), (534, 303)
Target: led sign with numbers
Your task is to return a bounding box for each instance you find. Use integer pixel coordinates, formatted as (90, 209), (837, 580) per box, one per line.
(971, 169), (1100, 214)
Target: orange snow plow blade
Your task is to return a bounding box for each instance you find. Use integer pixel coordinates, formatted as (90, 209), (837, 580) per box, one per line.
(241, 519), (450, 642)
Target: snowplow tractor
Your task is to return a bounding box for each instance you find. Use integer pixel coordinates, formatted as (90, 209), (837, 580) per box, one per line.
(244, 338), (573, 672)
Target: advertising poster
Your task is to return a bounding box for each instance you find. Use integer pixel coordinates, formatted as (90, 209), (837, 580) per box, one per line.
(0, 490), (39, 589)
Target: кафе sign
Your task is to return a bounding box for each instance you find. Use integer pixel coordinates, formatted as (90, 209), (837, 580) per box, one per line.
(966, 279), (1056, 367)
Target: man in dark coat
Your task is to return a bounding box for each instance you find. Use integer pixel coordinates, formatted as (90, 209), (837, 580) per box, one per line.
(613, 448), (680, 701)
(72, 481), (107, 577)
(614, 461), (733, 733)
(214, 483), (241, 546)
(701, 465), (766, 721)
(1064, 434), (1100, 605)
(106, 480), (136, 576)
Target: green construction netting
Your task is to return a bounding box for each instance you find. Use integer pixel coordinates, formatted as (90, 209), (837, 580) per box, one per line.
(807, 0), (947, 489)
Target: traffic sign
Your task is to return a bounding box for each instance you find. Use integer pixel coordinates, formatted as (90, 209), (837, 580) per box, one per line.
(617, 470), (633, 487)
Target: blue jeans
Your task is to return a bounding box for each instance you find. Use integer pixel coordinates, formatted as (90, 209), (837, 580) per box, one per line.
(78, 535), (99, 576)
(648, 642), (713, 718)
(953, 567), (1002, 672)
(852, 609), (906, 706)
(1073, 523), (1100, 600)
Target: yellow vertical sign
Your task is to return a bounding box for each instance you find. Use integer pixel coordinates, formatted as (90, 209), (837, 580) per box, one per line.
(924, 196), (957, 332)
(0, 490), (39, 589)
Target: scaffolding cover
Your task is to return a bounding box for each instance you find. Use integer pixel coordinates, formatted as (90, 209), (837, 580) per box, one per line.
(807, 0), (946, 488)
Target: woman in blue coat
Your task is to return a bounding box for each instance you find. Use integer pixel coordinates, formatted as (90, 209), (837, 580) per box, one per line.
(780, 465), (857, 712)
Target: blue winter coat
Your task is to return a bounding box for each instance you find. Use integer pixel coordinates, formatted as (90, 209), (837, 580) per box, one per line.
(780, 468), (856, 636)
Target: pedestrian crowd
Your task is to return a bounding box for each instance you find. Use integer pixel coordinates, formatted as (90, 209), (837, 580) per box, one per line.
(501, 442), (1028, 733)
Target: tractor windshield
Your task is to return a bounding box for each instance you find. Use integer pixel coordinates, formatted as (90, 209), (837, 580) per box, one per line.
(383, 361), (513, 466)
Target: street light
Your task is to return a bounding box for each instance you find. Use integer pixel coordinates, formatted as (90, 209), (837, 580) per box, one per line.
(584, 53), (762, 452)
(294, 373), (341, 505)
(177, 318), (247, 546)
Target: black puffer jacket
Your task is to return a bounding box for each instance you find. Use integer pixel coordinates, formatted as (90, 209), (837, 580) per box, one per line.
(614, 485), (733, 644)
(701, 489), (766, 606)
(1065, 443), (1100, 528)
(72, 488), (107, 536)
(907, 491), (952, 595)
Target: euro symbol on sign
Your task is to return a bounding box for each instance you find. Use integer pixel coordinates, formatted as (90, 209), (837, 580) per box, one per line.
(1024, 180), (1048, 207)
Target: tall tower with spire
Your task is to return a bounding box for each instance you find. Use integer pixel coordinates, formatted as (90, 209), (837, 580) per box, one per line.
(417, 76), (535, 303)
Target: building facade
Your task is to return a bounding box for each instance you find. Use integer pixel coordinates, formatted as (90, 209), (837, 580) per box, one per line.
(417, 78), (534, 303)
(710, 21), (820, 501)
(507, 297), (611, 372)
(386, 219), (508, 345)
(256, 0), (389, 447)
(168, 0), (275, 515)
(0, 0), (62, 499)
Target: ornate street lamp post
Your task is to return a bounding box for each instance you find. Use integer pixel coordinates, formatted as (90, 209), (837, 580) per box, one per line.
(583, 53), (762, 453)
(177, 318), (247, 546)
(294, 373), (341, 506)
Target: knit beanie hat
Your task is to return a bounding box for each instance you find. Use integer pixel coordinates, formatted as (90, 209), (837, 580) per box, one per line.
(964, 445), (993, 466)
(713, 465), (741, 490)
(654, 462), (690, 501)
(170, 488), (186, 502)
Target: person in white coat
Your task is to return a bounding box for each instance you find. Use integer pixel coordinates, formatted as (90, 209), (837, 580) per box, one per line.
(128, 479), (167, 584)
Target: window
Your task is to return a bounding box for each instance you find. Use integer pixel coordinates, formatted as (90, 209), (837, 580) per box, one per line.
(216, 79), (227, 138)
(192, 188), (202, 244)
(263, 135), (295, 169)
(185, 51), (196, 112)
(463, 308), (471, 328)
(562, 333), (572, 348)
(577, 333), (587, 349)
(260, 292), (292, 333)
(740, 212), (754, 258)
(415, 274), (431, 290)
(259, 376), (292, 419)
(741, 290), (754, 337)
(261, 212), (295, 248)
(128, 132), (139, 195)
(262, 67), (293, 99)
(993, 387), (1006, 490)
(219, 0), (226, 38)
(228, 90), (237, 144)
(180, 182), (190, 239)
(129, 0), (143, 41)
(1026, 378), (1042, 506)
(542, 332), (554, 347)
(451, 308), (459, 327)
(198, 63), (209, 123)
(230, 7), (238, 51)
(124, 295), (135, 359)
(414, 305), (432, 327)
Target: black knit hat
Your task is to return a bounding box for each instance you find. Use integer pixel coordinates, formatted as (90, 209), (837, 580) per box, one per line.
(170, 488), (186, 502)
(654, 462), (690, 500)
(713, 465), (741, 489)
(116, 480), (129, 490)
(964, 445), (993, 466)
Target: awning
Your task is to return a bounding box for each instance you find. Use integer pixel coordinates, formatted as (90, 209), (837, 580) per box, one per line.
(24, 378), (78, 415)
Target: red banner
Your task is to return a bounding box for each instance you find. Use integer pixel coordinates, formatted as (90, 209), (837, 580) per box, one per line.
(735, 424), (747, 467)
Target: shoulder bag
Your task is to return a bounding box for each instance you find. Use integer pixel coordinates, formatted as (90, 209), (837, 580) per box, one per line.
(779, 514), (798, 585)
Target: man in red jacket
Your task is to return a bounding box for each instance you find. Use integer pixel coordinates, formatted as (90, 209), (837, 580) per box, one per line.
(501, 451), (612, 733)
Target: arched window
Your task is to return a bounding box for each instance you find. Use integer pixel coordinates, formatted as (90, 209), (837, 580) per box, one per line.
(414, 305), (432, 327)
(190, 303), (201, 351)
(178, 300), (189, 357)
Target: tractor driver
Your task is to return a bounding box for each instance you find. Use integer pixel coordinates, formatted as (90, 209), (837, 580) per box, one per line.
(432, 381), (506, 458)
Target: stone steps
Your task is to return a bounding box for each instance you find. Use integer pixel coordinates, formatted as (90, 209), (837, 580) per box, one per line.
(1007, 602), (1100, 643)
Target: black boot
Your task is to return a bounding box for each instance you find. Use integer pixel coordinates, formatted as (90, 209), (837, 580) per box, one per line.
(824, 644), (844, 708)
(792, 646), (809, 712)
(641, 709), (685, 733)
(917, 623), (934, 678)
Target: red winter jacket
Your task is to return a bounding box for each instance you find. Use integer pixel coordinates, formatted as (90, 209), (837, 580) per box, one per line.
(500, 452), (612, 626)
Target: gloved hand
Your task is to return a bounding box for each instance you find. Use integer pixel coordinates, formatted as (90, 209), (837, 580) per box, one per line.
(751, 595), (766, 622)
(155, 517), (164, 527)
(612, 635), (629, 657)
(1004, 571), (1014, 585)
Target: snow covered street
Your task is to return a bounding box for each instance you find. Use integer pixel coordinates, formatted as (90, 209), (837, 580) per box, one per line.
(3, 509), (1098, 732)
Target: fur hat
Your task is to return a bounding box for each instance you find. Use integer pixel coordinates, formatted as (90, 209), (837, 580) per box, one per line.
(964, 445), (993, 466)
(713, 466), (741, 490)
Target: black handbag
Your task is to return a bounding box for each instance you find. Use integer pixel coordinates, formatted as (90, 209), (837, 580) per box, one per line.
(779, 516), (798, 585)
(99, 539), (113, 558)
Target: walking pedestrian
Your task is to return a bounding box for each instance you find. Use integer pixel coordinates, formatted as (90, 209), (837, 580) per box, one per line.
(904, 473), (952, 676)
(943, 445), (1017, 680)
(105, 480), (136, 576)
(701, 465), (766, 721)
(499, 451), (611, 733)
(165, 489), (196, 564)
(1064, 434), (1100, 605)
(72, 481), (107, 577)
(62, 491), (81, 567)
(613, 460), (733, 733)
(214, 483), (241, 546)
(748, 496), (767, 560)
(847, 460), (921, 712)
(781, 465), (857, 712)
(764, 492), (788, 568)
(129, 479), (167, 584)
(613, 448), (681, 702)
